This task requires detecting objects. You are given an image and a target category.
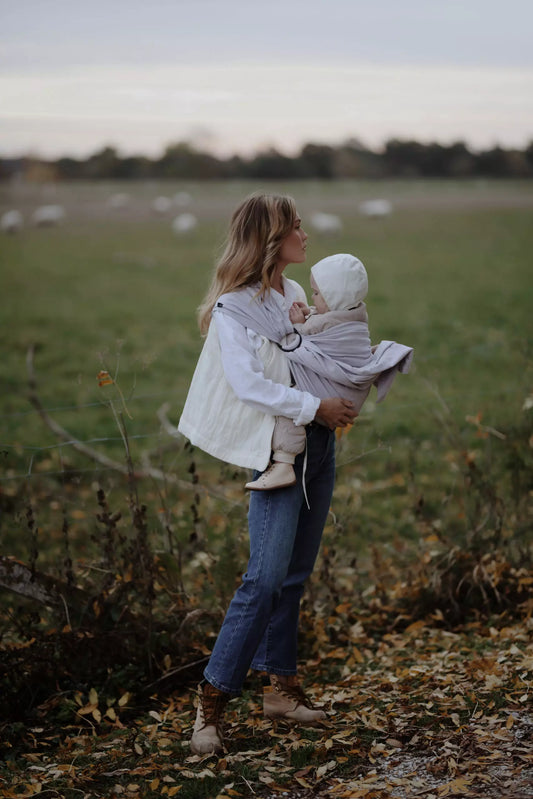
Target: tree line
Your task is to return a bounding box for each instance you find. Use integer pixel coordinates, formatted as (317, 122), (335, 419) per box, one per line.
(2, 138), (533, 181)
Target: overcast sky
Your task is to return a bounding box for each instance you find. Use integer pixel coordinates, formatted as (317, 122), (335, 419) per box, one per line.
(1, 0), (532, 158)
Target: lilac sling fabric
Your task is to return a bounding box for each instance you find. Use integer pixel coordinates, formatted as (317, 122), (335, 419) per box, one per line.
(213, 284), (413, 409)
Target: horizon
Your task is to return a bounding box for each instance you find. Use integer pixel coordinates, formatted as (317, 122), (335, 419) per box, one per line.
(1, 132), (530, 164)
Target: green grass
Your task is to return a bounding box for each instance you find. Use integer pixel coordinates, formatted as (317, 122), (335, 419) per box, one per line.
(1, 179), (532, 567)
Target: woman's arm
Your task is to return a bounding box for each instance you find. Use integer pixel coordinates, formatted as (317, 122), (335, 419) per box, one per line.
(214, 313), (320, 426)
(214, 304), (357, 431)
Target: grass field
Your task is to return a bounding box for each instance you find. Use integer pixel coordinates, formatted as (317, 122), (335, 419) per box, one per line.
(1, 179), (533, 799)
(1, 179), (532, 568)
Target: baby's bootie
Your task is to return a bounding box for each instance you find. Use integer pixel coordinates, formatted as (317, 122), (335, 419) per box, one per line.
(245, 462), (297, 491)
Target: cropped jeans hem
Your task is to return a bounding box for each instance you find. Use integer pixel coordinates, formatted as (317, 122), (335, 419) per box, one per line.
(203, 671), (244, 697)
(250, 665), (297, 676)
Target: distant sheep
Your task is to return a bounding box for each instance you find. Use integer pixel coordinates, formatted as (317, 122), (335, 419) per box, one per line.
(107, 192), (131, 209)
(1, 210), (23, 234)
(172, 213), (198, 234)
(358, 199), (393, 218)
(309, 212), (343, 234)
(152, 196), (173, 214)
(32, 204), (65, 227)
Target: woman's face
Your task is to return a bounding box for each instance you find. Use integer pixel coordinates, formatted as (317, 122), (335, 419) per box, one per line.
(277, 216), (308, 269)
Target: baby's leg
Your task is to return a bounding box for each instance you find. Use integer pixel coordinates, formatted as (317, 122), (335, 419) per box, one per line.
(245, 417), (306, 491)
(272, 416), (306, 464)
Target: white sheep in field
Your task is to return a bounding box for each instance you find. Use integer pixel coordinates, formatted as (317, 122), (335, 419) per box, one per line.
(107, 192), (131, 209)
(152, 196), (173, 214)
(172, 213), (198, 234)
(32, 204), (65, 227)
(359, 199), (393, 218)
(1, 210), (23, 234)
(309, 212), (343, 234)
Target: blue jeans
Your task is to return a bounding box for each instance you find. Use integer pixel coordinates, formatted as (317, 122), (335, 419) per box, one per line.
(203, 423), (336, 695)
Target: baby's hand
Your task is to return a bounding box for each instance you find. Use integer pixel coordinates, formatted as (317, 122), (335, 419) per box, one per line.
(289, 301), (309, 324)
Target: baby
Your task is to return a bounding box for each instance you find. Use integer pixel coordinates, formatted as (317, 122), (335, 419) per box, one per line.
(246, 253), (371, 491)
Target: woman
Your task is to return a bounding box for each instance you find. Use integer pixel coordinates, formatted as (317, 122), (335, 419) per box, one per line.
(178, 193), (356, 755)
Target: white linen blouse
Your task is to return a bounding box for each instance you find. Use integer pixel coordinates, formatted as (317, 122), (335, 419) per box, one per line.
(177, 277), (320, 471)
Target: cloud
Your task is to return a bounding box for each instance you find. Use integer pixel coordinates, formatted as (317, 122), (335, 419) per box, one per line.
(1, 62), (531, 157)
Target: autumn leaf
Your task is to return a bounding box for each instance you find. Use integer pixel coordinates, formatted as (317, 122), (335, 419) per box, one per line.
(97, 369), (114, 387)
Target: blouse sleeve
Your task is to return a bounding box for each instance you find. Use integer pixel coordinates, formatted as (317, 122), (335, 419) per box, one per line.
(213, 313), (319, 427)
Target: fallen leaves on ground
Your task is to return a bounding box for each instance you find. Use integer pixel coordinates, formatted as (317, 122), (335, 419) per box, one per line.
(2, 616), (532, 799)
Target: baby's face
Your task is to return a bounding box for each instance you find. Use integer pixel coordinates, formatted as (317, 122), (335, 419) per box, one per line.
(310, 275), (329, 314)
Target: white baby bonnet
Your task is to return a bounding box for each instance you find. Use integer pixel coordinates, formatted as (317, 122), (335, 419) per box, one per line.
(311, 253), (368, 311)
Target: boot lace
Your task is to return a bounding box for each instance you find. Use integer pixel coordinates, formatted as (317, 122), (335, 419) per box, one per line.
(198, 688), (229, 732)
(272, 678), (315, 709)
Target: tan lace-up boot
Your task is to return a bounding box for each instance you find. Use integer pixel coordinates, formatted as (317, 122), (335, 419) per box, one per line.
(263, 674), (327, 723)
(190, 681), (229, 755)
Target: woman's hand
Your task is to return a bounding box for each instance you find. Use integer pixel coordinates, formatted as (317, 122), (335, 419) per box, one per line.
(316, 397), (357, 430)
(289, 301), (310, 324)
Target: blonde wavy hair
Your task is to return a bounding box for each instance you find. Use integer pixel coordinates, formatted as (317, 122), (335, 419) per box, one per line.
(197, 193), (298, 334)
